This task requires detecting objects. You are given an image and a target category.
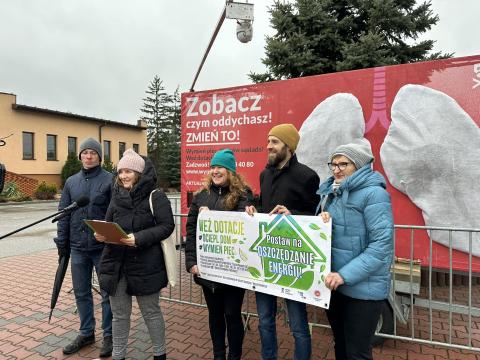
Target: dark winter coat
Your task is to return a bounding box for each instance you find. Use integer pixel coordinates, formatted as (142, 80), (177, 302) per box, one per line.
(258, 154), (320, 215)
(55, 166), (113, 252)
(98, 159), (175, 296)
(185, 184), (253, 291)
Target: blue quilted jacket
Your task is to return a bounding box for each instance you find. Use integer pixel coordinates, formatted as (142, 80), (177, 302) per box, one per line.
(316, 165), (394, 300)
(55, 166), (113, 252)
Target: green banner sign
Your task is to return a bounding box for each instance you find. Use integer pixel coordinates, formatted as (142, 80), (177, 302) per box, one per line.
(197, 211), (332, 308)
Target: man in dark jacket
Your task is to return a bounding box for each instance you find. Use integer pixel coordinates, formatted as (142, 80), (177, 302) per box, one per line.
(246, 124), (320, 360)
(54, 137), (113, 357)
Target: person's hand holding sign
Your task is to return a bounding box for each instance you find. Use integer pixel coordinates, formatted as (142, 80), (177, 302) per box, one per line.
(324, 272), (344, 291)
(189, 265), (200, 276)
(269, 204), (291, 215)
(318, 212), (331, 223)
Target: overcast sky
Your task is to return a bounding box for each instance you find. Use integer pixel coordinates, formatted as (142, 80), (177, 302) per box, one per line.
(0, 0), (478, 125)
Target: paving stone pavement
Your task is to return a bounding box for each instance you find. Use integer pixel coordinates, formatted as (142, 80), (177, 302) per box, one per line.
(0, 250), (479, 359)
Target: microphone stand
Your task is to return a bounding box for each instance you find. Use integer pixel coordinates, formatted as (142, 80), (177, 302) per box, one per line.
(0, 209), (67, 240)
(0, 204), (102, 311)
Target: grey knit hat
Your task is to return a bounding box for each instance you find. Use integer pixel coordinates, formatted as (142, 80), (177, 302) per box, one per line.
(79, 137), (102, 160)
(331, 139), (374, 170)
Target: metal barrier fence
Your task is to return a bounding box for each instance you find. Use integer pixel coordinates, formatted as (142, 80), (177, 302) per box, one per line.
(161, 202), (480, 353)
(385, 225), (480, 352)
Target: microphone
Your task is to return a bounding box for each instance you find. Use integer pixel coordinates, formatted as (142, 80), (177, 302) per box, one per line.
(52, 196), (90, 223)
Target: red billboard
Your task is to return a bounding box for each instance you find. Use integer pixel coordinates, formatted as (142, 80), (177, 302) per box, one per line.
(181, 55), (480, 273)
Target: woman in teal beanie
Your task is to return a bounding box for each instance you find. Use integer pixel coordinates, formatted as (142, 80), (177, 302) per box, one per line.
(210, 149), (237, 173)
(185, 148), (253, 360)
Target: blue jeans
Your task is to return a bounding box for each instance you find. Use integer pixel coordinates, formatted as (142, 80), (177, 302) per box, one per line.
(255, 292), (311, 360)
(70, 249), (112, 338)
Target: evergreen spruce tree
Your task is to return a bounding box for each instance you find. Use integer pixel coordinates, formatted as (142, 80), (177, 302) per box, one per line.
(61, 153), (82, 187)
(164, 88), (181, 189)
(250, 0), (452, 82)
(141, 76), (180, 189)
(141, 76), (171, 187)
(102, 158), (116, 174)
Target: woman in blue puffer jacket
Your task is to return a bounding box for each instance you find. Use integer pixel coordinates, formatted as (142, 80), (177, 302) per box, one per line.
(317, 139), (394, 360)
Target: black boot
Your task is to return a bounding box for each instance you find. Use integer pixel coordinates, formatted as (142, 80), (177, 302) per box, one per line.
(99, 335), (113, 357)
(154, 354), (166, 360)
(213, 352), (226, 360)
(63, 334), (95, 355)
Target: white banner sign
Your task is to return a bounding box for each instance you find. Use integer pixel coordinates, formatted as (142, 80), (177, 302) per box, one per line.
(196, 211), (332, 308)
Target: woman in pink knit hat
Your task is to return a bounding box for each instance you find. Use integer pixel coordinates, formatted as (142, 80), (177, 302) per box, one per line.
(95, 149), (174, 360)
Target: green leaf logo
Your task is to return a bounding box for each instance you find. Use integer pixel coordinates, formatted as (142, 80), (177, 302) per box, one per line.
(248, 267), (261, 278)
(290, 271), (314, 290)
(239, 249), (248, 261)
(309, 223), (320, 230)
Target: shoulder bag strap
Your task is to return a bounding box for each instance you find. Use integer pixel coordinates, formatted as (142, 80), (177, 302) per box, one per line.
(149, 189), (157, 220)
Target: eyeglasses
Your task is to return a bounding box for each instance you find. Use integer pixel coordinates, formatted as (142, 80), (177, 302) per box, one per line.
(327, 162), (352, 171)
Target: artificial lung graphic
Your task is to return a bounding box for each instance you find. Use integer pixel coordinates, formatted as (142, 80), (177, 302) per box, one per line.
(297, 84), (479, 256)
(380, 85), (480, 256)
(296, 93), (366, 183)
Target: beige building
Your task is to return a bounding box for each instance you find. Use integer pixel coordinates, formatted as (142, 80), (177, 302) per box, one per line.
(0, 91), (147, 187)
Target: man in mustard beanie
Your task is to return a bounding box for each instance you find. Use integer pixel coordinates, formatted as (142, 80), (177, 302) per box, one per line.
(266, 123), (300, 168)
(246, 123), (319, 360)
(268, 123), (300, 151)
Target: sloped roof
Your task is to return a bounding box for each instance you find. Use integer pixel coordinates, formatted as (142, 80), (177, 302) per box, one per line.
(12, 103), (146, 130)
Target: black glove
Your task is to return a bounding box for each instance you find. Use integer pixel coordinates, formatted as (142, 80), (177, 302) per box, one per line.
(57, 246), (69, 258)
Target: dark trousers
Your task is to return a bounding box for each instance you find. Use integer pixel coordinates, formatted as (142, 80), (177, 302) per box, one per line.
(202, 285), (245, 359)
(326, 291), (382, 360)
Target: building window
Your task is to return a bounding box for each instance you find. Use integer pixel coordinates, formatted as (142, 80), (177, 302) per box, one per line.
(22, 132), (34, 160)
(68, 136), (77, 155)
(119, 142), (126, 159)
(47, 134), (57, 160)
(133, 143), (139, 153)
(103, 140), (111, 161)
